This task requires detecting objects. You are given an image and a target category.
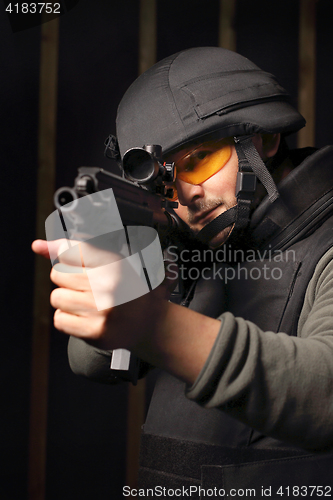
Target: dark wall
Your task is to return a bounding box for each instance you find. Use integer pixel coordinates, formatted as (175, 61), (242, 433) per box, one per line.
(1, 0), (332, 499)
(1, 8), (40, 500)
(1, 2), (138, 499)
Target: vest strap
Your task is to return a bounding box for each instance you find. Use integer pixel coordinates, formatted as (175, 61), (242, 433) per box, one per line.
(139, 433), (308, 480)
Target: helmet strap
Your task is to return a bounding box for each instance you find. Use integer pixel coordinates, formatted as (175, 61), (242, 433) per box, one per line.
(196, 205), (238, 243)
(234, 135), (279, 203)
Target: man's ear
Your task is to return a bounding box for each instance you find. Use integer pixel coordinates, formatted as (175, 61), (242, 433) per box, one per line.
(252, 133), (281, 160)
(261, 133), (281, 159)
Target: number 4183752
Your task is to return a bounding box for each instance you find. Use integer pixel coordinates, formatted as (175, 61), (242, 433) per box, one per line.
(276, 485), (331, 497)
(6, 3), (61, 14)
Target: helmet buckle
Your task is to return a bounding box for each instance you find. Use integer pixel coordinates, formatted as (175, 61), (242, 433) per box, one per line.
(236, 171), (257, 197)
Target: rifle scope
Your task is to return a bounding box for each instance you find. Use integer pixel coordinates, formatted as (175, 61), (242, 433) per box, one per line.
(122, 145), (175, 185)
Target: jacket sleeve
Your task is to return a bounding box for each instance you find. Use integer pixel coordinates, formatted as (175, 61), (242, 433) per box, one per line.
(186, 247), (333, 451)
(67, 336), (117, 383)
(67, 336), (153, 384)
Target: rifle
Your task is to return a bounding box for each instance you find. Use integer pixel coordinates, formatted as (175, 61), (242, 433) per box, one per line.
(54, 166), (178, 231)
(50, 145), (179, 382)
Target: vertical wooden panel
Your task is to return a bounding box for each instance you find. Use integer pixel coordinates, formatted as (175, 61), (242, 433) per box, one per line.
(126, 0), (157, 492)
(219, 0), (237, 51)
(139, 0), (157, 75)
(126, 378), (146, 490)
(298, 0), (316, 148)
(28, 16), (59, 500)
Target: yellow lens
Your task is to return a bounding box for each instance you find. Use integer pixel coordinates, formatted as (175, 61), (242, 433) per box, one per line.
(177, 144), (231, 185)
(168, 139), (232, 201)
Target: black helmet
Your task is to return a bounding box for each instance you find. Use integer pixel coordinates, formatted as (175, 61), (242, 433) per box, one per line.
(116, 46), (305, 158)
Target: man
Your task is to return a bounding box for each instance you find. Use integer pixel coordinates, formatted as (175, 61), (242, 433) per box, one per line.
(33, 47), (333, 495)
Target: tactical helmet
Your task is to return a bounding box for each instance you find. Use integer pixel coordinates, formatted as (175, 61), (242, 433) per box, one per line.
(116, 47), (305, 158)
(114, 47), (305, 245)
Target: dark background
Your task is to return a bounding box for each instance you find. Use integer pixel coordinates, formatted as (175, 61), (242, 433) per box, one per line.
(1, 0), (332, 498)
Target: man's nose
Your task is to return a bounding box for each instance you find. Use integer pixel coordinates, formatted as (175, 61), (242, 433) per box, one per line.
(176, 180), (205, 205)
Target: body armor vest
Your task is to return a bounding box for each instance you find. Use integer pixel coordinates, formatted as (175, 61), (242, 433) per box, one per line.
(139, 147), (333, 496)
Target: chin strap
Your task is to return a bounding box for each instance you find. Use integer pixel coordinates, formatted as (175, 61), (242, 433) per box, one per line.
(196, 135), (279, 244)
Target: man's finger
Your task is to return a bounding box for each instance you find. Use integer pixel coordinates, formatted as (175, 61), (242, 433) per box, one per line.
(57, 240), (123, 269)
(50, 265), (91, 291)
(31, 239), (50, 259)
(32, 238), (71, 261)
(50, 288), (97, 315)
(53, 308), (107, 341)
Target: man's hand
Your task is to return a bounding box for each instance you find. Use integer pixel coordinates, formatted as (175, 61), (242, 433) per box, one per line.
(32, 238), (175, 350)
(32, 238), (221, 385)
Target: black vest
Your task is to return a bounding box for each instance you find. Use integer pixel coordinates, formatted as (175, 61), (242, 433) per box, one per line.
(139, 147), (333, 496)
